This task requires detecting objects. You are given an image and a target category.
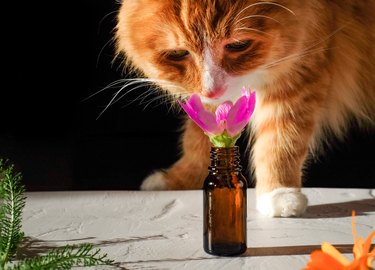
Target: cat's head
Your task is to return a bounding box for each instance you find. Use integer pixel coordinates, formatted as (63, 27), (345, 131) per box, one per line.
(116, 0), (303, 105)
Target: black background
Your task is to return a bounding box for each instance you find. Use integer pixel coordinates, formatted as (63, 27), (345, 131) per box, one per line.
(2, 1), (374, 191)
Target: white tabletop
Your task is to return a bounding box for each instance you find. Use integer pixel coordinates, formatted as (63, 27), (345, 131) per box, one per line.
(23, 188), (375, 269)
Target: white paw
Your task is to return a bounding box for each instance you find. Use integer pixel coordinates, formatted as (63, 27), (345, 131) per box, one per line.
(140, 171), (168, 190)
(256, 188), (308, 217)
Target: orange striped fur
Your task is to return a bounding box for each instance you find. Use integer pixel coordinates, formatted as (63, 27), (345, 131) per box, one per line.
(115, 0), (375, 194)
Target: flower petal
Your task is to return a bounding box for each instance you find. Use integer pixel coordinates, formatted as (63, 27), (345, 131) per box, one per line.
(179, 95), (222, 135)
(226, 92), (256, 136)
(362, 230), (375, 267)
(215, 101), (233, 124)
(351, 209), (375, 262)
(225, 96), (247, 135)
(352, 210), (358, 243)
(321, 242), (350, 266)
(361, 227), (375, 256)
(226, 90), (256, 136)
(347, 256), (372, 270)
(242, 86), (248, 97)
(304, 250), (345, 270)
(246, 90), (256, 115)
(186, 94), (205, 112)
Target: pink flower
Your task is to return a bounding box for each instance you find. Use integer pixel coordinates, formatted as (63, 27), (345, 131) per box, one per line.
(226, 87), (256, 137)
(178, 94), (223, 136)
(179, 87), (256, 147)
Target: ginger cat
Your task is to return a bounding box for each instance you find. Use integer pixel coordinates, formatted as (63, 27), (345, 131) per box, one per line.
(115, 0), (375, 217)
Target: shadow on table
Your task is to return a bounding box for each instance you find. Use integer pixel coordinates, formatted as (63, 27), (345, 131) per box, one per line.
(17, 236), (96, 259)
(18, 234), (167, 258)
(303, 198), (375, 219)
(17, 236), (374, 266)
(242, 244), (354, 256)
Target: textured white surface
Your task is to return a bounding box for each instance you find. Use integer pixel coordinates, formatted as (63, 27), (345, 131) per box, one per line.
(22, 188), (375, 269)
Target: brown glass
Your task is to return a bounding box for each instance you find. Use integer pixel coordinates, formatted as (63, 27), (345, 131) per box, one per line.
(203, 146), (247, 256)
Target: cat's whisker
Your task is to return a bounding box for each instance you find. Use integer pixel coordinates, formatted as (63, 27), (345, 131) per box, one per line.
(263, 47), (337, 70)
(136, 90), (173, 108)
(96, 79), (161, 119)
(264, 47), (335, 69)
(137, 87), (167, 105)
(97, 83), (141, 119)
(112, 82), (156, 107)
(95, 9), (119, 66)
(127, 78), (187, 93)
(233, 27), (274, 37)
(111, 80), (172, 107)
(96, 38), (115, 68)
(98, 10), (119, 34)
(302, 23), (350, 52)
(114, 81), (187, 110)
(140, 93), (170, 111)
(140, 88), (188, 104)
(235, 14), (281, 25)
(234, 1), (295, 23)
(139, 91), (190, 111)
(82, 78), (152, 102)
(263, 24), (349, 70)
(104, 77), (181, 98)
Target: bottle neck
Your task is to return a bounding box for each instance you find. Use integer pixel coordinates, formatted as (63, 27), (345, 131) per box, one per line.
(209, 146), (242, 172)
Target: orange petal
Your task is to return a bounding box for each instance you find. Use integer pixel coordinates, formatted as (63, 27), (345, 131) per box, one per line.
(352, 210), (357, 242)
(358, 256), (372, 270)
(353, 229), (375, 262)
(367, 245), (375, 268)
(363, 230), (375, 255)
(305, 251), (345, 270)
(351, 210), (375, 260)
(322, 242), (350, 265)
(367, 257), (374, 269)
(353, 238), (364, 259)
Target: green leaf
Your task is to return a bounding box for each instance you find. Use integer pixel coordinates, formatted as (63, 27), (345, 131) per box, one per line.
(209, 132), (241, 148)
(0, 159), (26, 268)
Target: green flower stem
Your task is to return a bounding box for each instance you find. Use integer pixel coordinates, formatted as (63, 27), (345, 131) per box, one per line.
(208, 132), (241, 148)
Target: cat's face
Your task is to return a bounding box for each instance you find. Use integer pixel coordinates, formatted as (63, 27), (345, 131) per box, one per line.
(116, 0), (303, 104)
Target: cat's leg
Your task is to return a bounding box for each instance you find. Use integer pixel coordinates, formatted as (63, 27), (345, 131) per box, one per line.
(141, 119), (210, 190)
(252, 95), (317, 217)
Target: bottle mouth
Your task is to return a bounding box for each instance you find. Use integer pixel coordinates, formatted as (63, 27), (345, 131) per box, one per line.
(210, 146), (240, 158)
(209, 146), (242, 172)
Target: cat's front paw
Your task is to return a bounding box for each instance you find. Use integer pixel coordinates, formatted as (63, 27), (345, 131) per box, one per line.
(256, 188), (308, 217)
(140, 171), (168, 190)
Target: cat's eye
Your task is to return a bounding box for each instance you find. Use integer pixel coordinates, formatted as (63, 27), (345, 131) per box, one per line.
(225, 40), (252, 52)
(165, 50), (190, 61)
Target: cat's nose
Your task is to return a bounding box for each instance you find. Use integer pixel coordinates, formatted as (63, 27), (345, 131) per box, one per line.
(201, 87), (225, 99)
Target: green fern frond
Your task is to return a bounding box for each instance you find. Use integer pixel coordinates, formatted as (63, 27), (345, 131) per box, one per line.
(0, 159), (26, 268)
(0, 159), (115, 269)
(9, 243), (114, 270)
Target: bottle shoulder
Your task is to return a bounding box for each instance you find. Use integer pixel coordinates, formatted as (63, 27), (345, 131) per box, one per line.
(204, 172), (247, 189)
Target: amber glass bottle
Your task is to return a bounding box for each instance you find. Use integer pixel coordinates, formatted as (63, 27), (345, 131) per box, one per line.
(203, 146), (247, 256)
